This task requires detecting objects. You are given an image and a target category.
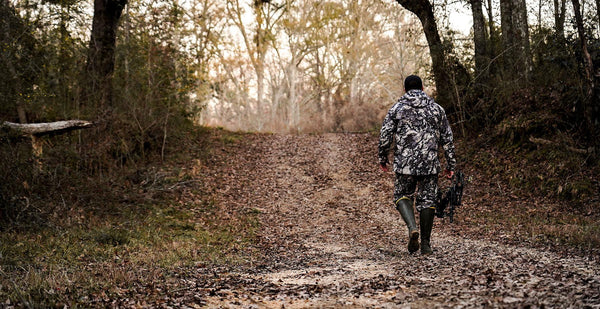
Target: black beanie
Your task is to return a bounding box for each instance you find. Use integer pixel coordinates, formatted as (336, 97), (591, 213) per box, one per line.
(404, 75), (422, 91)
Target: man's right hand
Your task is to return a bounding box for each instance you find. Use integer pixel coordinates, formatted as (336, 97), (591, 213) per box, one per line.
(380, 163), (389, 173)
(444, 169), (454, 179)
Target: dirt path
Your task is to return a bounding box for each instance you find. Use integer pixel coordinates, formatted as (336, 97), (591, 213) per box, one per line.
(195, 133), (600, 308)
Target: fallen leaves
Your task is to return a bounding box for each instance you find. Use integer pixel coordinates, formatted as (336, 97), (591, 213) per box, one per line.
(7, 132), (597, 307)
(177, 133), (600, 308)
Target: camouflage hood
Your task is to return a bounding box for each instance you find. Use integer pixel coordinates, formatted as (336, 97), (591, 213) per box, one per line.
(401, 89), (433, 108)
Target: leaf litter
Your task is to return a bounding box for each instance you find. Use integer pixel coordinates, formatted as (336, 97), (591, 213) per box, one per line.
(108, 133), (600, 308)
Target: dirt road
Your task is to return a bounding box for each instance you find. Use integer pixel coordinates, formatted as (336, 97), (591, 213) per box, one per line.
(191, 133), (600, 308)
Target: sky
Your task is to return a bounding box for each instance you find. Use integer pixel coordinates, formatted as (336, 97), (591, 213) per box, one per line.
(449, 4), (474, 35)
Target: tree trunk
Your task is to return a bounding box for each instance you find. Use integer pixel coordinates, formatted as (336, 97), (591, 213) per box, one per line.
(471, 0), (488, 81)
(597, 0), (600, 34)
(85, 0), (128, 111)
(486, 0), (495, 42)
(4, 58), (27, 123)
(256, 60), (265, 130)
(500, 0), (515, 75)
(571, 0), (598, 135)
(287, 58), (299, 130)
(513, 0), (531, 77)
(486, 0), (500, 76)
(500, 0), (530, 80)
(394, 0), (455, 108)
(553, 0), (566, 39)
(255, 1), (266, 130)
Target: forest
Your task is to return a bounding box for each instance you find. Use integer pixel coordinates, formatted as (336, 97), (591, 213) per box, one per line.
(1, 0), (600, 307)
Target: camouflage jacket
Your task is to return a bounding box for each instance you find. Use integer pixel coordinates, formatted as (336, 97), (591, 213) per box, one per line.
(378, 89), (456, 175)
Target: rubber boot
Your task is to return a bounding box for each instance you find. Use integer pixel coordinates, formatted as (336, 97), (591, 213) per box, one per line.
(420, 207), (435, 255)
(396, 198), (419, 253)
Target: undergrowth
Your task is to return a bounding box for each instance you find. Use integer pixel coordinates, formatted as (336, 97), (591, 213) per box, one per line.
(456, 84), (600, 256)
(0, 128), (259, 307)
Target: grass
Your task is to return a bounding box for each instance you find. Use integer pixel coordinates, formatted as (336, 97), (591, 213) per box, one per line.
(1, 200), (259, 306)
(0, 128), (260, 307)
(0, 199), (259, 306)
(466, 202), (600, 250)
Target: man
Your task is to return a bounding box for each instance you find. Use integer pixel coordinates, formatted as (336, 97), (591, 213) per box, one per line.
(378, 75), (456, 255)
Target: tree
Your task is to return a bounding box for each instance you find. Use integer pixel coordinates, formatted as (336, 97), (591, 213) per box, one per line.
(394, 0), (461, 108)
(513, 0), (531, 74)
(281, 0), (425, 132)
(107, 0), (204, 160)
(85, 0), (128, 111)
(187, 0), (226, 114)
(571, 0), (599, 136)
(274, 0), (316, 130)
(0, 0), (39, 123)
(499, 0), (531, 80)
(226, 0), (285, 130)
(471, 0), (489, 83)
(553, 0), (567, 39)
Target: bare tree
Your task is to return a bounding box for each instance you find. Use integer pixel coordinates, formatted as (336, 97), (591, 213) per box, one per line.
(272, 0), (315, 130)
(204, 0), (430, 132)
(226, 0), (285, 130)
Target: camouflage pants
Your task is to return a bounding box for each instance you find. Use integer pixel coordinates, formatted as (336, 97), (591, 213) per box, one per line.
(394, 174), (438, 212)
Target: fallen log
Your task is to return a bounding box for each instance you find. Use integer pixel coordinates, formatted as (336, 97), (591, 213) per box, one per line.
(1, 120), (93, 136)
(1, 120), (94, 170)
(528, 136), (591, 155)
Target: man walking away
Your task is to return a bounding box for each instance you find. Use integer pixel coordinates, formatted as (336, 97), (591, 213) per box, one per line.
(378, 75), (457, 255)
